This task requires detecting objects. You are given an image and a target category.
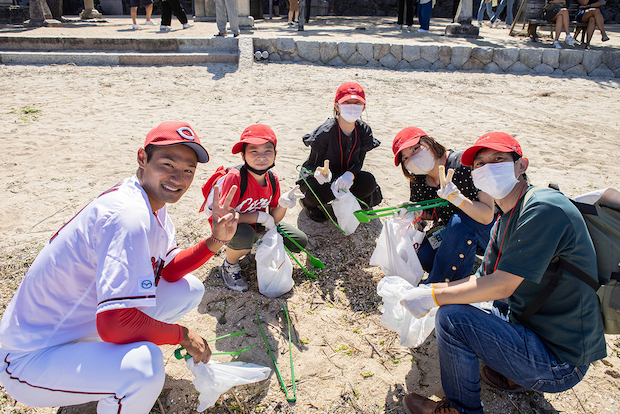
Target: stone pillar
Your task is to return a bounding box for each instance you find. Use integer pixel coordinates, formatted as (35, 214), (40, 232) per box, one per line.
(79, 0), (103, 19)
(445, 0), (479, 37)
(23, 0), (62, 26)
(194, 0), (254, 29)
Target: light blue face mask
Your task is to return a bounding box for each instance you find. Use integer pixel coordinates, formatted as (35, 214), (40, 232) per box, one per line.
(471, 161), (518, 199)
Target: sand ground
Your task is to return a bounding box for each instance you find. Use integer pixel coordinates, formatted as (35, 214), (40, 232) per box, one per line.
(0, 62), (619, 414)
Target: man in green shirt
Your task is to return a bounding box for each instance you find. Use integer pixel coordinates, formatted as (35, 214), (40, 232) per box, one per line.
(400, 132), (606, 414)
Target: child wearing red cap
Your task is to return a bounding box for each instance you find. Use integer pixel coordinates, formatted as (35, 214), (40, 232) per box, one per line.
(297, 82), (383, 222)
(392, 126), (496, 284)
(209, 124), (308, 292)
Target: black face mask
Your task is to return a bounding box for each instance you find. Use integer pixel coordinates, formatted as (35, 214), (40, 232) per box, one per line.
(244, 161), (275, 176)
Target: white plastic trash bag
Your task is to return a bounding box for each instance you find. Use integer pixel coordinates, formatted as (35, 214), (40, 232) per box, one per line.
(332, 190), (361, 235)
(255, 227), (294, 298)
(186, 359), (271, 412)
(370, 216), (426, 286)
(377, 276), (437, 347)
(377, 276), (496, 348)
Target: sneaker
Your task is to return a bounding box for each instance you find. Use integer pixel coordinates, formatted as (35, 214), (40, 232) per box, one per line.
(406, 25), (411, 32)
(602, 35), (610, 42)
(492, 20), (501, 28)
(398, 24), (403, 30)
(403, 393), (458, 414)
(183, 23), (194, 29)
(220, 260), (248, 292)
(483, 21), (493, 28)
(214, 31), (227, 37)
(553, 40), (562, 49)
(565, 34), (577, 45)
(418, 28), (429, 33)
(159, 25), (171, 32)
(144, 19), (156, 25)
(132, 23), (141, 30)
(287, 21), (295, 26)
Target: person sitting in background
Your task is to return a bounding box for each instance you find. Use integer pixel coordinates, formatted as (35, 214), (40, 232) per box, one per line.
(576, 0), (609, 49)
(543, 0), (578, 48)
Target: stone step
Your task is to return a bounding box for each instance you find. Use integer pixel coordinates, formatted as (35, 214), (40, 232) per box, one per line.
(0, 50), (238, 65)
(0, 36), (239, 52)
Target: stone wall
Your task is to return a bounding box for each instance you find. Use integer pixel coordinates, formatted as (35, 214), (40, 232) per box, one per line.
(253, 38), (620, 77)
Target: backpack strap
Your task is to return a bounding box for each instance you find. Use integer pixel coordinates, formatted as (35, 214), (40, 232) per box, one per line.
(516, 187), (601, 324)
(235, 165), (277, 201)
(517, 261), (563, 324)
(267, 170), (277, 200)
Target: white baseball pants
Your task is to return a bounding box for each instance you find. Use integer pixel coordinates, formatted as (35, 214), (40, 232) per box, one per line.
(0, 275), (205, 414)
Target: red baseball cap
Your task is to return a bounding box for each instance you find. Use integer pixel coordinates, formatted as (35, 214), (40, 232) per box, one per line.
(392, 127), (428, 166)
(461, 132), (522, 167)
(335, 82), (366, 104)
(232, 124), (277, 154)
(144, 121), (209, 163)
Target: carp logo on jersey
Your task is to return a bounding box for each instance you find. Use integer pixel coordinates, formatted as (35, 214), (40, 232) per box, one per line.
(151, 257), (165, 287)
(237, 196), (272, 214)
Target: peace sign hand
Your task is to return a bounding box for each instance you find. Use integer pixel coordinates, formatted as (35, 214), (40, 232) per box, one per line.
(212, 184), (239, 242)
(436, 165), (465, 208)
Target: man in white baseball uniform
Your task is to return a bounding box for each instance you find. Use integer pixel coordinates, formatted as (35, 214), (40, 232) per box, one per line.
(0, 121), (239, 413)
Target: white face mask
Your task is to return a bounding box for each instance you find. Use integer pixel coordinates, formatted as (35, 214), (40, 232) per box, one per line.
(405, 146), (436, 175)
(471, 161), (519, 199)
(338, 104), (364, 123)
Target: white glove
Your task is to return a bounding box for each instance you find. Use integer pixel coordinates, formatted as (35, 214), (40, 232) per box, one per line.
(330, 171), (355, 197)
(437, 181), (465, 207)
(279, 185), (305, 209)
(437, 166), (465, 207)
(314, 160), (332, 185)
(256, 211), (275, 230)
(399, 284), (437, 318)
(393, 201), (420, 221)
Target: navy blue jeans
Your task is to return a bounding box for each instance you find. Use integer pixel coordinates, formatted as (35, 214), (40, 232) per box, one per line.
(436, 304), (589, 414)
(419, 212), (495, 284)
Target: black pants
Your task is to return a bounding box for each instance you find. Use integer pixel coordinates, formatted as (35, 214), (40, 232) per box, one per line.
(398, 0), (415, 26)
(298, 171), (382, 210)
(161, 0), (188, 25)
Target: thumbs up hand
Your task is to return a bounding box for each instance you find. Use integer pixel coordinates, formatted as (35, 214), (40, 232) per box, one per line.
(314, 160), (332, 185)
(436, 165), (465, 208)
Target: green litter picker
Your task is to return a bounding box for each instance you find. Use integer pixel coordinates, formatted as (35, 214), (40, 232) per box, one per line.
(353, 198), (449, 223)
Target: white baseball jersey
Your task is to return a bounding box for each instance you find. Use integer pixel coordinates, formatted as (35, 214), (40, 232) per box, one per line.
(0, 175), (180, 353)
